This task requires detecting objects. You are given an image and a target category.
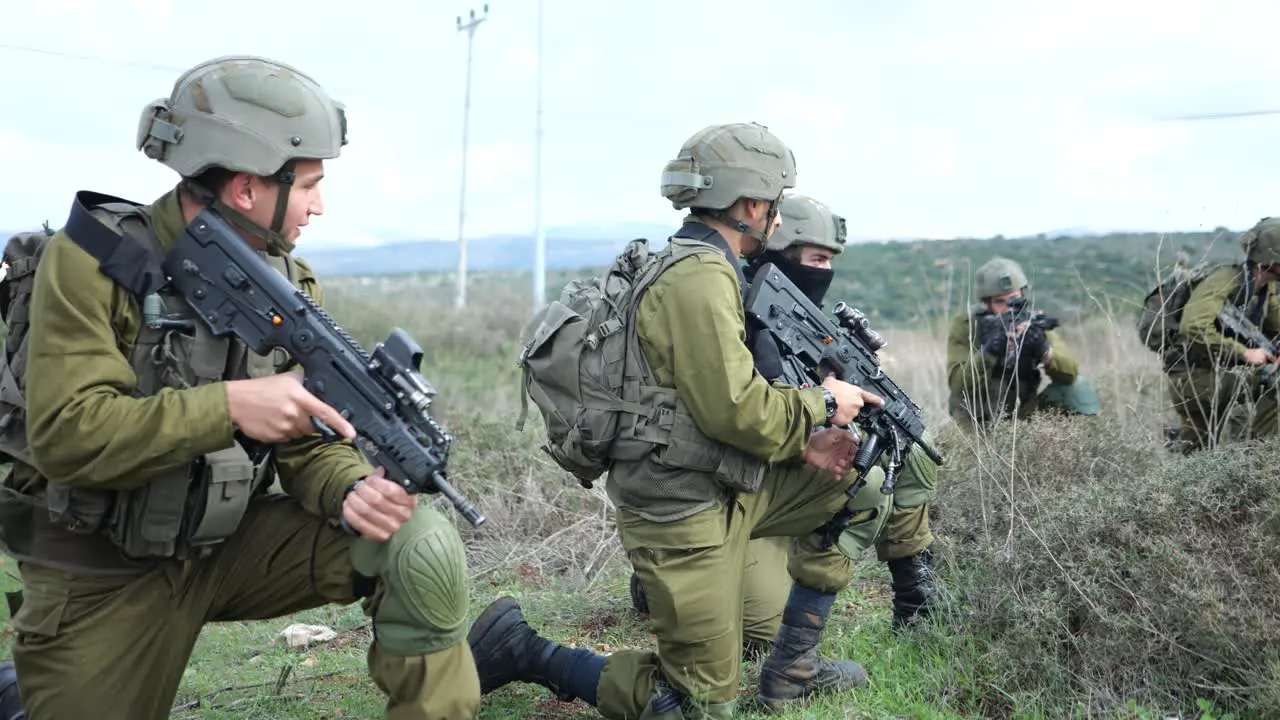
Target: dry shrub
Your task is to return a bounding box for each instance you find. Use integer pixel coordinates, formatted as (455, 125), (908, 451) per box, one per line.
(441, 408), (622, 588)
(933, 409), (1280, 717)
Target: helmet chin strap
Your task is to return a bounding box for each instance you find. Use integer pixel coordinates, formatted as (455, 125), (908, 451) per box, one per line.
(181, 160), (298, 256)
(709, 196), (781, 261)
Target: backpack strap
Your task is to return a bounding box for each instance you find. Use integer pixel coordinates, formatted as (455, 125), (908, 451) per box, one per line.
(63, 190), (167, 299)
(671, 221), (748, 303)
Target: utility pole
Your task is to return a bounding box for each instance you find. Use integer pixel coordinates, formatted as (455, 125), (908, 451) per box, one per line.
(455, 3), (489, 309)
(532, 0), (546, 313)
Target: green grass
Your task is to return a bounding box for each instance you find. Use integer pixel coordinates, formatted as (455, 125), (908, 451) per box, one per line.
(162, 555), (981, 719)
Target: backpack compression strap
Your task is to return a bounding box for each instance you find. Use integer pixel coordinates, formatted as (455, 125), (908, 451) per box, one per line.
(63, 190), (167, 299)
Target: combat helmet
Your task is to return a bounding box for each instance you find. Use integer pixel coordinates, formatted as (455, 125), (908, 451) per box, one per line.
(973, 256), (1028, 300)
(769, 193), (847, 254)
(660, 122), (796, 257)
(135, 55), (348, 253)
(1239, 217), (1280, 266)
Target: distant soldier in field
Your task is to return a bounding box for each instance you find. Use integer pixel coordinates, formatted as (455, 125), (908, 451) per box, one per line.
(625, 192), (940, 644)
(947, 256), (1101, 427)
(1155, 218), (1280, 453)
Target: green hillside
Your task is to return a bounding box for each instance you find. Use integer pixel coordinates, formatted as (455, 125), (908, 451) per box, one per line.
(548, 228), (1242, 327)
(323, 227), (1245, 330)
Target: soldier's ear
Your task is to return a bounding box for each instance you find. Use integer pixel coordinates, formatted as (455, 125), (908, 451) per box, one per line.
(221, 172), (257, 213)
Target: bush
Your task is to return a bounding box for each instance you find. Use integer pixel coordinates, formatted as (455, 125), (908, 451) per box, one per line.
(933, 412), (1280, 717)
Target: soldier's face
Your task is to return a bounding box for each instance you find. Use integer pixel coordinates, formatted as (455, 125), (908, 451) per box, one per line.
(277, 160), (327, 244)
(230, 159), (327, 245)
(986, 289), (1023, 312)
(795, 245), (834, 269)
(742, 198), (781, 239)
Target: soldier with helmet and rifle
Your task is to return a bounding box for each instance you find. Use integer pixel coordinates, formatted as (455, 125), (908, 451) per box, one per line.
(1148, 217), (1280, 453)
(468, 123), (894, 718)
(947, 256), (1102, 428)
(0, 56), (481, 719)
(625, 192), (941, 650)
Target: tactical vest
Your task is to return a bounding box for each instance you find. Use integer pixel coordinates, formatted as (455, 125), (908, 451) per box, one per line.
(603, 232), (767, 525)
(0, 198), (294, 573)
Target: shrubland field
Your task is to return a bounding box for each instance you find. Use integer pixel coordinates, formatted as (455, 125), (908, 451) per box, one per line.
(2, 230), (1278, 719)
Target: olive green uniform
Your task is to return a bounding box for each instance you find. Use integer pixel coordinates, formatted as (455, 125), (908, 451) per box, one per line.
(1166, 265), (1280, 452)
(0, 189), (479, 719)
(946, 309), (1087, 426)
(591, 244), (870, 716)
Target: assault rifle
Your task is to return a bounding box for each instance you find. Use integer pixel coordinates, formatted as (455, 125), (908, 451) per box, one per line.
(1217, 302), (1277, 354)
(976, 296), (1059, 370)
(743, 263), (944, 551)
(159, 208), (486, 528)
(1216, 302), (1280, 384)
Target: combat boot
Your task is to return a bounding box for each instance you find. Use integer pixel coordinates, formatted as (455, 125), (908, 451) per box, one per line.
(467, 596), (606, 705)
(0, 661), (24, 720)
(756, 584), (868, 713)
(887, 545), (937, 631)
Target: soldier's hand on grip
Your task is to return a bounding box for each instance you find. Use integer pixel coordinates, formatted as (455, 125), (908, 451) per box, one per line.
(342, 467), (416, 541)
(225, 372), (357, 443)
(820, 376), (884, 427)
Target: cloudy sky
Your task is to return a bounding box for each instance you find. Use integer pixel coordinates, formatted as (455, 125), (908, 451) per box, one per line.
(3, 0), (1280, 250)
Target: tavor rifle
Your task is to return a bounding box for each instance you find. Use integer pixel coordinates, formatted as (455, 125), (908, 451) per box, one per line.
(744, 263), (943, 550)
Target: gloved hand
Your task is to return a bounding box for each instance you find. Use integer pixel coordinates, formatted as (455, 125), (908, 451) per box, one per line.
(979, 318), (1008, 360)
(1019, 323), (1048, 364)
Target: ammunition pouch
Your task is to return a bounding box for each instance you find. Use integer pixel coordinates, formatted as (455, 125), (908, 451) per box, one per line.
(32, 444), (272, 563)
(621, 386), (766, 496)
(187, 445), (265, 548)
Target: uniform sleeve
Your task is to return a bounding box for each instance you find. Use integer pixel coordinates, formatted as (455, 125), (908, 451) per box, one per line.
(271, 259), (373, 520)
(25, 233), (236, 489)
(1042, 330), (1079, 384)
(945, 313), (997, 398)
(636, 254), (826, 463)
(1179, 268), (1248, 361)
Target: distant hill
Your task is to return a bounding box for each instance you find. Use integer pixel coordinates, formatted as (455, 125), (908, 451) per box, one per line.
(297, 223), (677, 276)
(323, 225), (1246, 329)
(2, 220), (1249, 329)
(295, 223), (1215, 278)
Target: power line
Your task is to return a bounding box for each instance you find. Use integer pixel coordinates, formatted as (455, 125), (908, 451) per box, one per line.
(0, 42), (186, 73)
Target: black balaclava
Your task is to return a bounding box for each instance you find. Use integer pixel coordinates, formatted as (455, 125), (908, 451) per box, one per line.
(745, 249), (835, 308)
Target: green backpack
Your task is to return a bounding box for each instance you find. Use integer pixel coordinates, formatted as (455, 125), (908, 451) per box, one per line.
(513, 238), (662, 488)
(0, 198), (158, 468)
(517, 232), (742, 489)
(1135, 259), (1223, 355)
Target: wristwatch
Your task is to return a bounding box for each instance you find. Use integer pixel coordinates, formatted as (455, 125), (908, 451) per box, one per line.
(820, 387), (837, 422)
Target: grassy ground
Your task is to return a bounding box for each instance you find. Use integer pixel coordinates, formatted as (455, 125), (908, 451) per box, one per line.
(1, 271), (1270, 719)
